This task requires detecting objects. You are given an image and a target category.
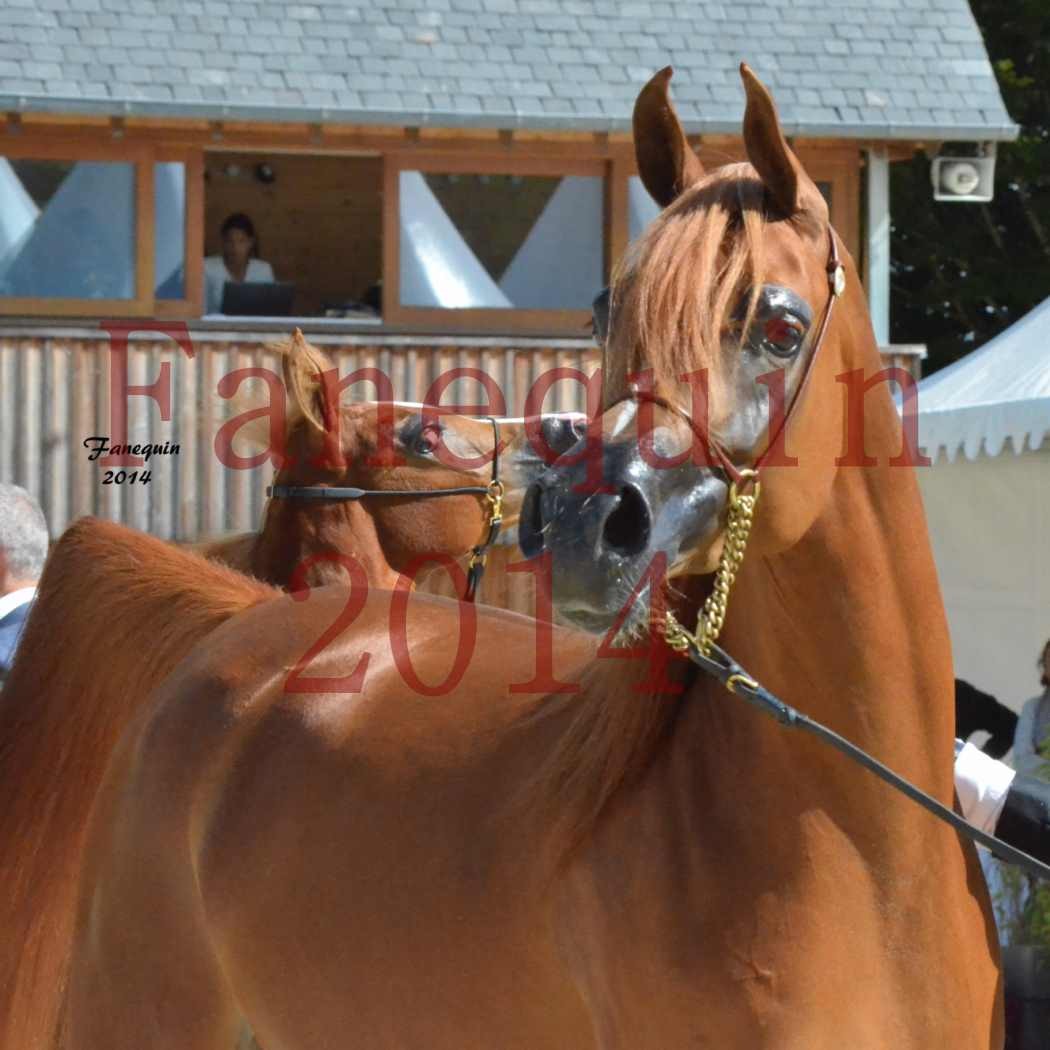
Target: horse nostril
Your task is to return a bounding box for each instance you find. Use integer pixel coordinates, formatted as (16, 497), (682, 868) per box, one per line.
(600, 486), (651, 558)
(518, 481), (547, 559)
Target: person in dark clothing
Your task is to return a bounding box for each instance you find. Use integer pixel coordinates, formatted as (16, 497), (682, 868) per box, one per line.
(955, 678), (1019, 759)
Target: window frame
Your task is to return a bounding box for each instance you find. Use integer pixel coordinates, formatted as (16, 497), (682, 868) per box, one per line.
(383, 151), (613, 335)
(152, 146), (204, 320)
(0, 130), (859, 328)
(0, 139), (156, 318)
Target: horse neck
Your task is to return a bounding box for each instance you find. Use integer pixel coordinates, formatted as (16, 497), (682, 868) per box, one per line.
(251, 499), (399, 589)
(685, 359), (955, 803)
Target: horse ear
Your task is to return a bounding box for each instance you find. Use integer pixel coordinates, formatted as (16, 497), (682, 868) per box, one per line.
(632, 67), (705, 208)
(282, 328), (332, 433)
(740, 63), (827, 221)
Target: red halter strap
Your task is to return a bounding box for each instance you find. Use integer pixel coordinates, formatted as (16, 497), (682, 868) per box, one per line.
(629, 226), (844, 487)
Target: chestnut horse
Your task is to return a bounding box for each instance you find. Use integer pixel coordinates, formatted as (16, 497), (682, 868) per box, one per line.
(194, 330), (582, 597)
(0, 66), (1001, 1049)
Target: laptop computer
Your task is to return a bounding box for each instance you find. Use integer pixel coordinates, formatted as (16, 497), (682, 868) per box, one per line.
(220, 281), (296, 317)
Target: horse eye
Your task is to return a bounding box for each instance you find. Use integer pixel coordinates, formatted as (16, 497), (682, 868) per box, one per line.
(760, 315), (805, 358)
(414, 422), (442, 455)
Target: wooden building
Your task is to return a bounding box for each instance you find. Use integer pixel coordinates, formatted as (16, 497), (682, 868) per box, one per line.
(0, 0), (1016, 544)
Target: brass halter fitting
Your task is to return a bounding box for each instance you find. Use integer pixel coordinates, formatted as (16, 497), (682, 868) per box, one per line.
(468, 479), (506, 571)
(484, 478), (505, 525)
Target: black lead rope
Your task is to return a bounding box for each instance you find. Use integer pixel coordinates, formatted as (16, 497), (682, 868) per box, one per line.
(267, 483), (490, 501)
(683, 640), (1050, 882)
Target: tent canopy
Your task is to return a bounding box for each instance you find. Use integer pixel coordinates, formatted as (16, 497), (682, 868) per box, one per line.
(917, 297), (1050, 462)
(914, 295), (1050, 709)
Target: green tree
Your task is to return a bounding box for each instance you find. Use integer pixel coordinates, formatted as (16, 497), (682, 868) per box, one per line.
(890, 0), (1050, 374)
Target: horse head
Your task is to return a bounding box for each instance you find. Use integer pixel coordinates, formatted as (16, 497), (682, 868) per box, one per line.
(253, 330), (584, 589)
(520, 65), (878, 634)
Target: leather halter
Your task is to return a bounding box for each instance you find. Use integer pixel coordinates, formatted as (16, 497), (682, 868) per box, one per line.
(626, 226), (844, 487)
(266, 416), (505, 603)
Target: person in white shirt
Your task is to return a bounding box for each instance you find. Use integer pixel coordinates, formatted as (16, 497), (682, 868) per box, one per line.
(0, 484), (48, 683)
(204, 212), (276, 313)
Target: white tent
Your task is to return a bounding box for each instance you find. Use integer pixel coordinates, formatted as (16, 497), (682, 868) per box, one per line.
(915, 301), (1050, 710)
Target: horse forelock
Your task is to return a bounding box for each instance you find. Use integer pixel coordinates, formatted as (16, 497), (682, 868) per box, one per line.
(604, 163), (769, 409)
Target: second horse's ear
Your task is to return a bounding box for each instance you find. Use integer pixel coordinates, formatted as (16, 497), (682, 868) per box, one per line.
(740, 63), (827, 221)
(632, 67), (705, 208)
(282, 328), (333, 433)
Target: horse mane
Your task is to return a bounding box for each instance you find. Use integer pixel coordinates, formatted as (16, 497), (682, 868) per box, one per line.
(0, 518), (277, 1050)
(188, 530), (258, 574)
(514, 654), (690, 868)
(604, 163), (769, 406)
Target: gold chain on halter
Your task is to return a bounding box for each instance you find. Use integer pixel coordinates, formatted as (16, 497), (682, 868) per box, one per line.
(662, 469), (761, 657)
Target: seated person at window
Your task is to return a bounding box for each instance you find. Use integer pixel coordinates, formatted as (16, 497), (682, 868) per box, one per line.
(204, 213), (275, 313)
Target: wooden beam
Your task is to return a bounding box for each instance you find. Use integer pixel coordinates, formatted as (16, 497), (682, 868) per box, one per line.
(184, 149), (205, 315)
(373, 307), (594, 337)
(0, 298), (154, 318)
(135, 149), (156, 307)
(380, 152), (402, 327)
(386, 151), (606, 177)
(0, 118), (634, 161)
(606, 155), (630, 279)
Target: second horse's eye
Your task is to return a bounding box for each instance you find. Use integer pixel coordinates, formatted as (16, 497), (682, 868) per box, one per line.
(762, 315), (805, 357)
(414, 423), (442, 455)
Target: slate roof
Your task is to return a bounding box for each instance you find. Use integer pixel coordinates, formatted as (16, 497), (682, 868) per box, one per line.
(0, 0), (1017, 141)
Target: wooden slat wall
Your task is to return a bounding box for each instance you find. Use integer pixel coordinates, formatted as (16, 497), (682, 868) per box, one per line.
(0, 331), (921, 618)
(0, 332), (600, 543)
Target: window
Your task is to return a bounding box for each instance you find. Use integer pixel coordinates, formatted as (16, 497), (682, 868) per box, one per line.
(202, 152), (382, 319)
(155, 161), (186, 301)
(0, 142), (196, 318)
(0, 158), (137, 300)
(386, 155), (607, 333)
(399, 171), (604, 311)
(628, 175), (661, 243)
